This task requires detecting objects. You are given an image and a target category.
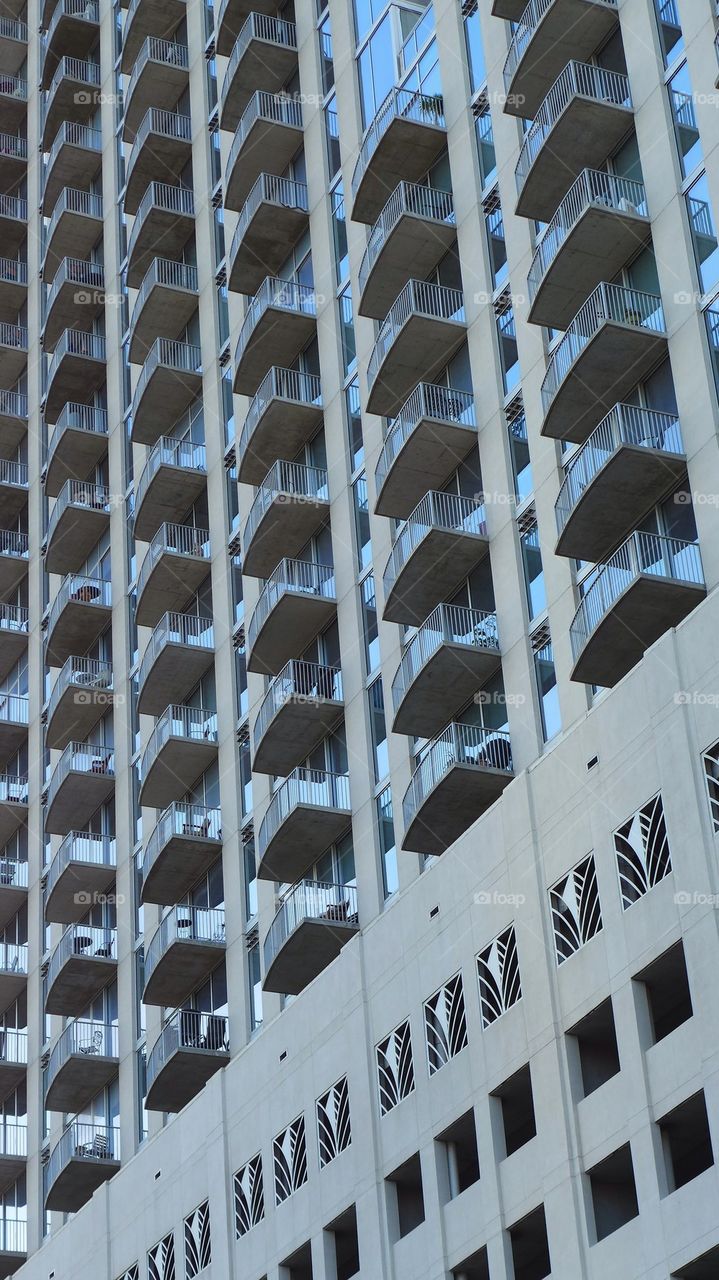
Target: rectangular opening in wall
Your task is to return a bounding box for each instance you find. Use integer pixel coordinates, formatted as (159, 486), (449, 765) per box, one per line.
(658, 1091), (714, 1193)
(566, 997), (620, 1098)
(324, 1205), (360, 1280)
(385, 1152), (425, 1241)
(491, 1063), (536, 1157)
(672, 1244), (719, 1277)
(435, 1109), (480, 1202)
(587, 1143), (639, 1241)
(279, 1242), (313, 1280)
(507, 1204), (551, 1280)
(633, 940), (693, 1044)
(451, 1247), (490, 1280)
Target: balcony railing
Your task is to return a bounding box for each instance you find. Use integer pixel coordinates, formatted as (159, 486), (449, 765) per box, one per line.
(0, 943), (26, 976)
(555, 405), (683, 536)
(0, 532), (28, 565)
(231, 173), (308, 259)
(541, 282), (665, 413)
(46, 329), (105, 388)
(0, 194), (27, 224)
(264, 879), (358, 972)
(392, 605), (499, 715)
(45, 1121), (119, 1196)
(132, 107), (191, 152)
(142, 703), (218, 770)
(127, 182), (194, 265)
(504, 0), (618, 89)
(0, 322), (27, 352)
(135, 439), (205, 524)
(0, 1219), (25, 1253)
(44, 257), (103, 319)
(254, 659), (342, 753)
(0, 604), (28, 640)
(43, 0), (98, 47)
(367, 280), (464, 393)
(258, 767), (351, 859)
(516, 62), (632, 196)
(143, 802), (221, 881)
(248, 558), (336, 654)
(0, 846), (27, 886)
(46, 655), (112, 728)
(375, 384), (475, 497)
(0, 694), (27, 731)
(0, 16), (28, 41)
(131, 257), (198, 327)
(570, 533), (704, 661)
(0, 1027), (26, 1066)
(225, 90), (302, 182)
(47, 573), (111, 635)
(240, 366), (321, 457)
(45, 832), (116, 902)
(223, 13), (296, 92)
(126, 36), (188, 105)
(47, 402), (107, 464)
(47, 741), (114, 809)
(0, 1122), (25, 1158)
(45, 56), (98, 110)
(0, 134), (27, 164)
(0, 75), (26, 102)
(137, 521), (210, 594)
(352, 86), (445, 202)
(0, 459), (27, 488)
(244, 460), (328, 548)
(146, 1008), (228, 1096)
(384, 491), (487, 599)
(0, 391), (27, 422)
(527, 169), (648, 305)
(132, 337), (202, 409)
(0, 259), (27, 289)
(235, 277), (317, 368)
(403, 722), (513, 829)
(47, 1020), (118, 1089)
(138, 610), (213, 688)
(45, 121), (101, 174)
(145, 906), (225, 988)
(43, 188), (102, 259)
(46, 479), (110, 543)
(46, 925), (116, 1002)
(359, 180), (455, 296)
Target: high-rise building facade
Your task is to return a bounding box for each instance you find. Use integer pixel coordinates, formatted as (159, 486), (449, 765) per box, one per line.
(0, 0), (719, 1275)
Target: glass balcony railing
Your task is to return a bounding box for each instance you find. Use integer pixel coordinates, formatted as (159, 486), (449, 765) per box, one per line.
(352, 86), (445, 203)
(367, 280), (464, 395)
(392, 604), (499, 715)
(359, 181), (455, 297)
(264, 879), (358, 973)
(253, 659), (342, 753)
(258, 767), (350, 860)
(247, 558), (335, 654)
(403, 722), (513, 831)
(375, 384), (474, 497)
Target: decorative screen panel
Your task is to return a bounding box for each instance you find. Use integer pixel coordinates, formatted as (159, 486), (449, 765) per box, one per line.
(116, 1268), (139, 1280)
(424, 972), (468, 1074)
(549, 854), (602, 964)
(273, 1115), (308, 1205)
(376, 1018), (415, 1115)
(703, 740), (719, 832)
(148, 1233), (175, 1280)
(614, 792), (671, 909)
(317, 1075), (351, 1167)
(184, 1201), (211, 1278)
(476, 924), (522, 1028)
(234, 1153), (264, 1238)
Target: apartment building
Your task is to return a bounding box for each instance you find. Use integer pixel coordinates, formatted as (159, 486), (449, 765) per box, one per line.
(0, 0), (718, 1275)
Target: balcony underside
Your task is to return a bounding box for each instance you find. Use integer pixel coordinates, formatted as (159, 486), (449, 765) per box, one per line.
(237, 396), (323, 485)
(360, 213), (456, 320)
(403, 762), (513, 855)
(0, 277), (26, 322)
(228, 201), (308, 297)
(529, 204), (652, 330)
(0, 800), (26, 856)
(375, 415), (476, 519)
(144, 937), (225, 1007)
(252, 694), (344, 777)
(131, 364), (202, 446)
(128, 283), (197, 365)
(556, 444), (687, 562)
(124, 136), (191, 216)
(0, 629), (26, 682)
(0, 208), (26, 256)
(542, 324), (667, 445)
(393, 641), (502, 739)
(0, 345), (25, 387)
(0, 1059), (26, 1099)
(0, 1245), (25, 1279)
(0, 719), (26, 759)
(0, 556), (26, 602)
(45, 954), (117, 1016)
(263, 916), (359, 996)
(46, 598), (112, 667)
(45, 504), (109, 575)
(220, 38), (297, 133)
(0, 972), (25, 1006)
(0, 1156), (24, 1194)
(216, 0), (275, 54)
(141, 830), (222, 906)
(123, 59), (188, 140)
(41, 81), (95, 152)
(224, 117), (303, 213)
(0, 882), (26, 933)
(571, 576), (706, 688)
(134, 464), (206, 543)
(136, 550), (209, 628)
(0, 34), (27, 78)
(44, 350), (106, 421)
(505, 0), (620, 120)
(516, 98), (634, 223)
(45, 422), (107, 497)
(43, 207), (102, 278)
(233, 307), (316, 397)
(127, 206), (195, 289)
(121, 0), (186, 72)
(247, 593), (336, 676)
(243, 495), (330, 579)
(45, 1152), (120, 1213)
(352, 116), (447, 225)
(0, 480), (27, 524)
(139, 737), (218, 810)
(45, 681), (111, 752)
(138, 642), (214, 717)
(492, 0), (529, 16)
(145, 1044), (229, 1112)
(45, 770), (115, 837)
(45, 859), (117, 925)
(42, 145), (100, 217)
(384, 529), (490, 626)
(367, 315), (466, 419)
(0, 154), (26, 194)
(258, 802), (350, 884)
(0, 410), (25, 461)
(41, 17), (98, 87)
(45, 1050), (118, 1113)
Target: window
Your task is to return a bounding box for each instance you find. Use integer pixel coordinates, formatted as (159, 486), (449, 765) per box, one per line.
(331, 186), (348, 283)
(360, 574), (380, 673)
(496, 301), (520, 393)
(484, 193), (508, 290)
(532, 630), (560, 741)
(248, 939), (262, 1031)
(474, 95), (496, 189)
(464, 10), (486, 92)
(376, 1019), (415, 1114)
(234, 1154), (264, 1237)
(317, 1076), (351, 1167)
(653, 0), (683, 66)
(339, 286), (356, 374)
(377, 785), (398, 897)
(508, 405), (532, 502)
(368, 677), (388, 780)
(273, 1115), (308, 1204)
(345, 378), (364, 471)
(668, 63), (702, 179)
(686, 173), (719, 294)
(353, 476), (371, 570)
(357, 12), (394, 126)
(184, 1202), (211, 1278)
(519, 516), (545, 620)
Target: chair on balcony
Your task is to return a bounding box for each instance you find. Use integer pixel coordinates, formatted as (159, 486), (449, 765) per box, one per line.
(78, 1029), (103, 1055)
(76, 1131), (108, 1159)
(473, 733), (512, 772)
(0, 862), (17, 885)
(179, 1007), (201, 1047)
(93, 940), (113, 958)
(90, 752), (111, 774)
(201, 1014), (226, 1052)
(182, 814), (212, 838)
(73, 934), (93, 954)
(70, 582), (101, 603)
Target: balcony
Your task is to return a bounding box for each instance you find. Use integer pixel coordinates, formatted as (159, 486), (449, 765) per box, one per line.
(42, 122), (101, 216)
(351, 87), (446, 225)
(0, 693), (26, 760)
(126, 182), (194, 289)
(237, 366), (322, 485)
(41, 0), (99, 89)
(541, 283), (667, 443)
(45, 741), (114, 836)
(247, 558), (336, 676)
(0, 459), (26, 524)
(0, 133), (27, 190)
(528, 170), (650, 329)
(0, 1219), (25, 1279)
(228, 173), (308, 297)
(392, 604), (500, 738)
(46, 574), (111, 667)
(45, 924), (117, 1015)
(220, 14), (297, 132)
(44, 329), (106, 421)
(0, 945), (26, 1007)
(138, 611), (214, 716)
(0, 392), (26, 458)
(44, 832), (116, 923)
(130, 337), (202, 445)
(223, 91), (302, 212)
(136, 522), (210, 628)
(403, 722), (513, 854)
(0, 1124), (25, 1192)
(146, 1009), (229, 1113)
(515, 63), (633, 222)
(41, 57), (99, 150)
(46, 1020), (118, 1113)
(44, 1121), (120, 1213)
(45, 402), (108, 497)
(570, 533), (705, 688)
(0, 16), (28, 78)
(242, 460), (329, 579)
(144, 906), (225, 1007)
(263, 880), (358, 996)
(216, 0), (277, 53)
(0, 1028), (26, 1098)
(0, 257), (26, 318)
(45, 656), (113, 750)
(504, 0), (619, 120)
(0, 846), (27, 927)
(366, 280), (465, 418)
(555, 405), (685, 562)
(121, 0), (185, 72)
(0, 194), (26, 256)
(252, 659), (343, 776)
(123, 38), (188, 140)
(0, 322), (27, 386)
(128, 258), (198, 365)
(43, 257), (104, 350)
(124, 109), (192, 215)
(139, 705), (218, 809)
(45, 480), (111, 575)
(0, 605), (28, 682)
(257, 767), (351, 883)
(0, 533), (27, 602)
(42, 187), (102, 277)
(374, 383), (476, 519)
(233, 276), (316, 398)
(383, 492), (489, 626)
(141, 802), (221, 905)
(134, 438), (206, 542)
(358, 182), (456, 320)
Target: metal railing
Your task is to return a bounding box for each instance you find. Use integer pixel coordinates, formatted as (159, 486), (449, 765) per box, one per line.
(258, 767), (351, 860)
(403, 721), (513, 830)
(47, 741), (114, 812)
(130, 257), (198, 330)
(143, 802), (221, 885)
(504, 0), (617, 88)
(528, 170), (648, 304)
(0, 133), (27, 163)
(516, 62), (632, 195)
(367, 280), (465, 394)
(0, 693), (27, 726)
(0, 1027), (26, 1065)
(0, 943), (26, 975)
(243, 460), (328, 551)
(146, 1008), (228, 1094)
(0, 73), (26, 101)
(359, 180), (455, 295)
(135, 437), (206, 520)
(0, 15), (28, 41)
(141, 704), (218, 780)
(132, 337), (202, 415)
(0, 531), (28, 562)
(384, 491), (487, 599)
(0, 390), (27, 421)
(0, 458), (27, 488)
(222, 13), (296, 104)
(44, 257), (103, 319)
(137, 522), (210, 600)
(138, 611), (213, 693)
(248, 558), (336, 654)
(47, 403), (107, 469)
(45, 831), (115, 903)
(0, 1220), (25, 1254)
(235, 277), (317, 369)
(127, 182), (194, 266)
(231, 173), (307, 263)
(0, 1121), (25, 1157)
(45, 121), (101, 181)
(264, 879), (358, 972)
(254, 659), (342, 754)
(47, 329), (106, 389)
(0, 603), (28, 638)
(555, 405), (683, 535)
(240, 367), (321, 459)
(0, 258), (26, 290)
(46, 479), (110, 548)
(541, 282), (665, 413)
(47, 925), (117, 995)
(46, 55), (98, 100)
(0, 194), (27, 223)
(145, 905), (225, 988)
(570, 532), (704, 660)
(127, 109), (191, 181)
(375, 384), (475, 497)
(0, 845), (27, 889)
(43, 190), (102, 268)
(352, 86), (445, 201)
(392, 605), (499, 715)
(126, 37), (188, 109)
(45, 1122), (119, 1197)
(47, 574), (111, 639)
(43, 0), (98, 50)
(225, 91), (302, 191)
(47, 1020), (118, 1093)
(46, 655), (112, 728)
(0, 321), (27, 351)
